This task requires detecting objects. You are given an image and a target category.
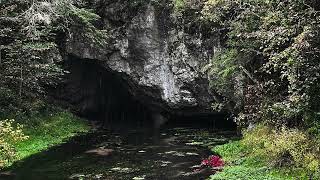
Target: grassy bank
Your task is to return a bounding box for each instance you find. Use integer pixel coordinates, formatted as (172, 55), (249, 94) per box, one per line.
(210, 125), (319, 179)
(2, 110), (90, 168)
(210, 141), (305, 180)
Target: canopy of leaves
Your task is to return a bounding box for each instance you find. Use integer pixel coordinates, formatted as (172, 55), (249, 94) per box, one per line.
(0, 0), (104, 114)
(201, 0), (320, 131)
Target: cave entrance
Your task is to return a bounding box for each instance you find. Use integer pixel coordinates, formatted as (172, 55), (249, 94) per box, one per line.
(60, 56), (154, 130)
(59, 55), (237, 132)
(166, 113), (237, 131)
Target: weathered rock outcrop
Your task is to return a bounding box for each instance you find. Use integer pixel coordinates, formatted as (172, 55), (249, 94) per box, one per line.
(64, 1), (220, 115)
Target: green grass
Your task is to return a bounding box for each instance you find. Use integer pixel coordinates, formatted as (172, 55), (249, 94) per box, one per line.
(210, 141), (310, 180)
(12, 110), (90, 165)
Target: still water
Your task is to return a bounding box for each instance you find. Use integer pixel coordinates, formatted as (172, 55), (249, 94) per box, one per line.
(4, 127), (236, 180)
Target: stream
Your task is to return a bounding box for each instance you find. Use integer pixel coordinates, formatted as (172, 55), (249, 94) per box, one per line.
(3, 127), (236, 180)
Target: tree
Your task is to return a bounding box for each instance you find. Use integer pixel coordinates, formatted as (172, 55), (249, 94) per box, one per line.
(202, 0), (320, 131)
(0, 0), (104, 115)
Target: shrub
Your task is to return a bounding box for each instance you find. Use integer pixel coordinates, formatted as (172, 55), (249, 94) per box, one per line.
(242, 124), (272, 155)
(242, 124), (320, 176)
(201, 155), (224, 168)
(0, 119), (28, 168)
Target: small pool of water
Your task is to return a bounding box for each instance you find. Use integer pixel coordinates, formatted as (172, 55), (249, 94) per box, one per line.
(3, 128), (236, 180)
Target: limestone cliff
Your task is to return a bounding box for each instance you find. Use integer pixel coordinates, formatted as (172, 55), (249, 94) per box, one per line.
(62, 1), (220, 116)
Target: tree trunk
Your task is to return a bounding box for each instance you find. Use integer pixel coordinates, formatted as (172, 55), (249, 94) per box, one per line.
(19, 67), (23, 98)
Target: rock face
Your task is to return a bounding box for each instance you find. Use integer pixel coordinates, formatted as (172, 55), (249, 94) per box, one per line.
(64, 1), (219, 115)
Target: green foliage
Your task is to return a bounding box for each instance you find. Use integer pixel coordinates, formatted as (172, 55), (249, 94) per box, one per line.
(211, 141), (301, 180)
(204, 49), (240, 100)
(69, 6), (108, 45)
(22, 42), (56, 50)
(211, 125), (320, 179)
(172, 0), (186, 12)
(169, 0), (205, 34)
(0, 119), (28, 169)
(0, 87), (52, 121)
(0, 1), (96, 169)
(0, 109), (90, 168)
(202, 0), (234, 25)
(241, 125), (320, 176)
(15, 110), (90, 160)
(206, 8), (320, 171)
(1, 0), (64, 101)
(213, 141), (245, 162)
(211, 165), (288, 180)
(202, 0), (320, 130)
(18, 0), (102, 40)
(0, 0), (105, 114)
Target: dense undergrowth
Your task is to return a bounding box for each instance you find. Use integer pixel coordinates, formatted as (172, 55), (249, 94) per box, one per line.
(198, 0), (320, 129)
(211, 124), (320, 179)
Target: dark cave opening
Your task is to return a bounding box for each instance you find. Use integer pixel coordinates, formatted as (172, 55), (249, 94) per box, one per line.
(58, 56), (237, 131)
(166, 113), (237, 131)
(58, 56), (154, 130)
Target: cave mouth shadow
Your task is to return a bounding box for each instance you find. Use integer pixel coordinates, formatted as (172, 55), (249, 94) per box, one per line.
(58, 55), (237, 132)
(58, 55), (155, 131)
(165, 113), (237, 131)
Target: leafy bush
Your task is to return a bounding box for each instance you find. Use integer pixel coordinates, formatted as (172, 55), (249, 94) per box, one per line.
(173, 0), (186, 11)
(211, 140), (296, 180)
(201, 155), (224, 168)
(0, 119), (28, 168)
(202, 0), (320, 130)
(203, 49), (243, 112)
(211, 125), (320, 179)
(242, 125), (320, 176)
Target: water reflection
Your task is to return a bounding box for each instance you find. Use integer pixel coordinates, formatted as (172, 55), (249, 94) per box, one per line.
(4, 127), (237, 180)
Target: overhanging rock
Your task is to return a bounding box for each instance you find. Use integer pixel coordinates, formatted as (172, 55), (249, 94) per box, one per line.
(65, 2), (220, 115)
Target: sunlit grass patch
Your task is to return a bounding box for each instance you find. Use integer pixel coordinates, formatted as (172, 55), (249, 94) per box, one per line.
(16, 111), (90, 158)
(8, 110), (90, 166)
(210, 125), (320, 179)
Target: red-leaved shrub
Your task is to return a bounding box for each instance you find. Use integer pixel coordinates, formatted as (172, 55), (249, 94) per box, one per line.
(201, 155), (224, 168)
